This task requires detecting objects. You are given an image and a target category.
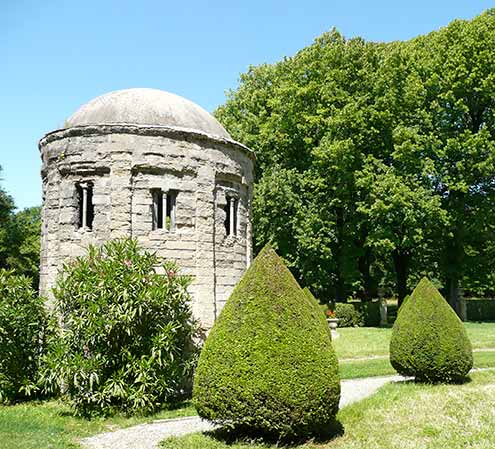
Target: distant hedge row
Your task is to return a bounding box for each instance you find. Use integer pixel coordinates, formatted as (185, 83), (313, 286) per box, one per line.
(465, 299), (495, 322)
(334, 301), (381, 327)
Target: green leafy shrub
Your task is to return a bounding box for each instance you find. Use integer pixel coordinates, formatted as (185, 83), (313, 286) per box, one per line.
(193, 245), (340, 440)
(41, 239), (198, 416)
(390, 278), (473, 382)
(335, 303), (363, 327)
(0, 269), (48, 402)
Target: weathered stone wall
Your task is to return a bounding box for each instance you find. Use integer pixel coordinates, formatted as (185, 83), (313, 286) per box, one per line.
(39, 125), (254, 329)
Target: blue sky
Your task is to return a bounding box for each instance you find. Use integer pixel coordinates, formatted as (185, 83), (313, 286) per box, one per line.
(2, 0), (493, 210)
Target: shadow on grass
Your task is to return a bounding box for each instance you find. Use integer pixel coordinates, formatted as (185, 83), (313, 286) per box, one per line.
(411, 375), (472, 386)
(203, 419), (345, 447)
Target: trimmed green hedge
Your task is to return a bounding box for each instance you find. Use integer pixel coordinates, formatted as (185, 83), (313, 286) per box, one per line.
(334, 300), (381, 327)
(390, 278), (473, 383)
(465, 299), (495, 322)
(353, 300), (381, 327)
(193, 245), (340, 440)
(335, 303), (363, 327)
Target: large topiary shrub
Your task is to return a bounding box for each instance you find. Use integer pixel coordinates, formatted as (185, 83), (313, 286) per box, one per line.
(193, 245), (340, 440)
(0, 269), (48, 402)
(40, 238), (198, 416)
(390, 277), (473, 382)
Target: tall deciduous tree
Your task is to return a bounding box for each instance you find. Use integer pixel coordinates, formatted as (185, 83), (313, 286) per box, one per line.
(216, 11), (495, 306)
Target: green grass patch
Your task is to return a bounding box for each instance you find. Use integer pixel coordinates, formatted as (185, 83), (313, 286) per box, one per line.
(161, 370), (495, 449)
(339, 351), (495, 380)
(333, 327), (391, 359)
(0, 400), (195, 449)
(464, 322), (495, 349)
(339, 357), (394, 379)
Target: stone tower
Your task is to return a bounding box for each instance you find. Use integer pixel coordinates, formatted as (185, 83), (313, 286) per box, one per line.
(39, 88), (255, 329)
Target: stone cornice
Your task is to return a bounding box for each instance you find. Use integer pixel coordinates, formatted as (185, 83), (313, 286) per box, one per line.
(39, 124), (256, 161)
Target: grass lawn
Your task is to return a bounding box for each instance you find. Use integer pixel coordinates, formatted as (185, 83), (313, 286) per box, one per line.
(0, 400), (195, 449)
(333, 321), (495, 359)
(339, 350), (495, 379)
(161, 369), (495, 449)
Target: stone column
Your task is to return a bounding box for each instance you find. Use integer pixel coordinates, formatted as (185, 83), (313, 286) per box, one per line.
(80, 183), (89, 228)
(229, 197), (235, 236)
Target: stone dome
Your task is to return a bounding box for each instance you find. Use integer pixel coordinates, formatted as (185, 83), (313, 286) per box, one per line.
(65, 88), (231, 139)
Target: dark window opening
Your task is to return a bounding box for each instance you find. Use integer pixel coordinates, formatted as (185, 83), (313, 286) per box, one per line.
(152, 190), (163, 230)
(77, 182), (94, 230)
(152, 189), (177, 231)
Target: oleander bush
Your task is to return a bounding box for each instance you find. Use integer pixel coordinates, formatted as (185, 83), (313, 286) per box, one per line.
(390, 277), (473, 383)
(40, 238), (198, 416)
(0, 269), (48, 402)
(335, 302), (364, 327)
(193, 245), (340, 441)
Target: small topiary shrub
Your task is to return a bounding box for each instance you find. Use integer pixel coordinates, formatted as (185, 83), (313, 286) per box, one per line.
(0, 269), (48, 402)
(390, 277), (473, 383)
(335, 303), (363, 327)
(193, 245), (340, 441)
(40, 238), (198, 416)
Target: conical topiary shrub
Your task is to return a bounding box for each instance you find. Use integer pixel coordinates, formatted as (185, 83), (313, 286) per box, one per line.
(390, 277), (473, 382)
(193, 245), (340, 439)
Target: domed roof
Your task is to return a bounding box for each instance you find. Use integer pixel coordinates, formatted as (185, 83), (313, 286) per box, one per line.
(65, 88), (230, 139)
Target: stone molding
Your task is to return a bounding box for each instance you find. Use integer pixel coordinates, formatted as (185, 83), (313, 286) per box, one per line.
(39, 124), (256, 161)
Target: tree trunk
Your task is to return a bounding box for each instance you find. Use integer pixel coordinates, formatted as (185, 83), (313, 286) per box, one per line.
(358, 246), (377, 301)
(444, 193), (465, 317)
(393, 250), (411, 308)
(335, 207), (346, 301)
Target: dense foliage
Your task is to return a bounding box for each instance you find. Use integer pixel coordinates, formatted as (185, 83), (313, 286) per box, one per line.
(0, 166), (41, 286)
(215, 10), (495, 312)
(334, 303), (363, 327)
(41, 239), (198, 416)
(465, 299), (495, 322)
(0, 269), (48, 402)
(390, 278), (473, 382)
(193, 245), (340, 440)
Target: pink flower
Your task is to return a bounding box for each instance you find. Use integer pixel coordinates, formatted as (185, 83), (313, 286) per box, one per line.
(123, 259), (132, 268)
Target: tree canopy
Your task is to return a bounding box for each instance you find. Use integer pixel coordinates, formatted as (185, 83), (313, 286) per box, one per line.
(0, 166), (41, 287)
(215, 10), (495, 308)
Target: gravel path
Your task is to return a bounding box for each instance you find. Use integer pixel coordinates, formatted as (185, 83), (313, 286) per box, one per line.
(80, 374), (408, 449)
